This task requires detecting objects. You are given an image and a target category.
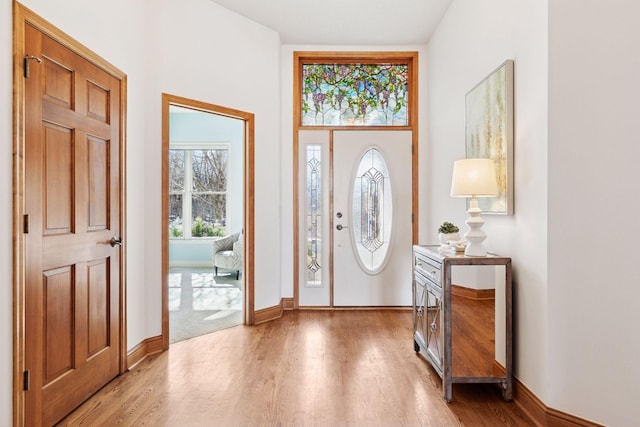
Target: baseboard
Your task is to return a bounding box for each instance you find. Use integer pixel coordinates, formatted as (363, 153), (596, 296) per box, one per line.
(513, 377), (604, 427)
(492, 359), (506, 377)
(254, 301), (284, 324)
(546, 407), (603, 427)
(126, 335), (163, 370)
(452, 284), (495, 301)
(282, 297), (295, 310)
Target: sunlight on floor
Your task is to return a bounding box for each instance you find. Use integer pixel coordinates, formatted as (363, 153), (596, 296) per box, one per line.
(169, 270), (241, 312)
(169, 268), (243, 343)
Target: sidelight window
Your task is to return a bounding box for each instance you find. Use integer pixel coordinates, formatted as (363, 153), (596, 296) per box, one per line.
(305, 144), (323, 287)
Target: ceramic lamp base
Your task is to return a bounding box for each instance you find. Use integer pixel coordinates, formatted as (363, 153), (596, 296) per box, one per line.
(463, 197), (488, 257)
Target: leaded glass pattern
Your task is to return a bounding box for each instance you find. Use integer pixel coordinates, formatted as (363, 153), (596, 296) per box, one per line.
(302, 64), (408, 126)
(306, 145), (322, 286)
(352, 148), (392, 273)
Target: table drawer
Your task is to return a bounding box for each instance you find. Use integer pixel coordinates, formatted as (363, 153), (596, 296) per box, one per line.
(414, 252), (442, 286)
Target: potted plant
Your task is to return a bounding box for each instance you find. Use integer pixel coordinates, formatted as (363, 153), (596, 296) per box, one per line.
(438, 221), (460, 245)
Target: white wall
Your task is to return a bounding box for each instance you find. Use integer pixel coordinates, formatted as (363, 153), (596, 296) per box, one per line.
(548, 1), (640, 425)
(1, 0), (282, 424)
(425, 0), (549, 404)
(151, 0), (282, 319)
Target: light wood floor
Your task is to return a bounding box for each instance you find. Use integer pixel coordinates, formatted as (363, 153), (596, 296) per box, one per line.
(58, 310), (534, 426)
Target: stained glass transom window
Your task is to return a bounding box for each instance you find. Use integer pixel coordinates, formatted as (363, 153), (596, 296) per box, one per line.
(302, 64), (408, 126)
(351, 148), (392, 273)
(306, 145), (322, 286)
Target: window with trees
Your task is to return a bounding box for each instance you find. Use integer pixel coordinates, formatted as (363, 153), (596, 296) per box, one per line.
(169, 147), (228, 238)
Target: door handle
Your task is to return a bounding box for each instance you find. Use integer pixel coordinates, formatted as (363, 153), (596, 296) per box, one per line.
(336, 224), (349, 231)
(110, 236), (123, 247)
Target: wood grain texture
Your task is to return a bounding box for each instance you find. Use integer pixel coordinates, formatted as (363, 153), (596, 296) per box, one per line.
(254, 300), (284, 324)
(59, 310), (534, 426)
(452, 284), (496, 301)
(20, 11), (124, 425)
(513, 376), (605, 427)
(451, 293), (495, 378)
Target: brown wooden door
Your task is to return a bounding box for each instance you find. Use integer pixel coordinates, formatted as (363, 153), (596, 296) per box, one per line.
(23, 23), (122, 426)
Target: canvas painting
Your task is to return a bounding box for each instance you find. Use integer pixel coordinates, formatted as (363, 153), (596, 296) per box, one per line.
(465, 59), (514, 215)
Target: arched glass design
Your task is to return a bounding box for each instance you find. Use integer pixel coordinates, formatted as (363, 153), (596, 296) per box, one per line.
(351, 148), (393, 273)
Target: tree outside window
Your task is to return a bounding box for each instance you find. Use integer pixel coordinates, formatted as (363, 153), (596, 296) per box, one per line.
(169, 147), (228, 238)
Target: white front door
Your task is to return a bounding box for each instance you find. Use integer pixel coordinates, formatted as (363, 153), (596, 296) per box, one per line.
(298, 130), (412, 307)
(333, 130), (413, 306)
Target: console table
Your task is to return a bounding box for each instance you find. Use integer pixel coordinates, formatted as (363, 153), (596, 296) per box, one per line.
(412, 245), (513, 402)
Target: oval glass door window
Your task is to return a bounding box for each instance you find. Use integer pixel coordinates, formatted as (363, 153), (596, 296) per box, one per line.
(351, 147), (393, 274)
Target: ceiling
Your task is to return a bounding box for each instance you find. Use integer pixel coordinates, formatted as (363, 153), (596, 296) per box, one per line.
(209, 0), (453, 45)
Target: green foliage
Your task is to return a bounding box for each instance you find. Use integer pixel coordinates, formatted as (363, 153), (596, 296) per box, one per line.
(438, 221), (459, 234)
(210, 227), (226, 237)
(191, 216), (226, 238)
(170, 223), (183, 238)
(169, 217), (183, 238)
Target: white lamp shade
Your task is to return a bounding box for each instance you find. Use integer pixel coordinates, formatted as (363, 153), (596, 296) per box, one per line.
(450, 158), (499, 197)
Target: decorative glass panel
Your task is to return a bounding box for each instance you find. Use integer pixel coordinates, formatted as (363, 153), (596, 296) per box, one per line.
(306, 145), (322, 287)
(302, 64), (408, 126)
(351, 148), (392, 273)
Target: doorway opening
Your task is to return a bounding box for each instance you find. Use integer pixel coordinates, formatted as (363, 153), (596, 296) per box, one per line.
(162, 94), (255, 348)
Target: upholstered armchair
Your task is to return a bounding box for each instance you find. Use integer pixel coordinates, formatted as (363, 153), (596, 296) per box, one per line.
(212, 232), (243, 280)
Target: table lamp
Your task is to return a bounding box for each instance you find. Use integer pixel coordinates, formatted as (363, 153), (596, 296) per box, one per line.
(450, 158), (498, 256)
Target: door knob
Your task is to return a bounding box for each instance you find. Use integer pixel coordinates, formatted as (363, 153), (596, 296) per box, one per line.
(110, 236), (123, 247)
(336, 224), (349, 231)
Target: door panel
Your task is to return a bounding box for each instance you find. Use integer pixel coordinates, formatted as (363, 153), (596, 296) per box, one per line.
(43, 123), (73, 234)
(333, 130), (412, 306)
(88, 259), (109, 355)
(43, 267), (74, 383)
(88, 136), (110, 230)
(24, 23), (122, 426)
